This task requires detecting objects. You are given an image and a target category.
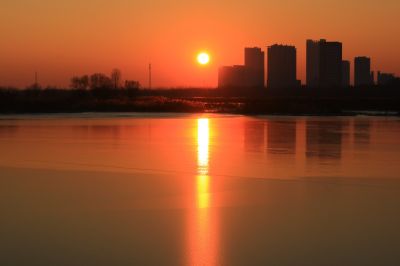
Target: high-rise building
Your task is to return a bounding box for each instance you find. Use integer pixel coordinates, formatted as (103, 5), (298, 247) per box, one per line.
(342, 60), (350, 87)
(306, 40), (320, 88)
(218, 47), (265, 89)
(244, 47), (265, 87)
(354, 57), (374, 86)
(267, 44), (297, 89)
(306, 39), (342, 88)
(320, 40), (342, 88)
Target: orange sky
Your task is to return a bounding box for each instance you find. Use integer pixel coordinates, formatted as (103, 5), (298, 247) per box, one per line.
(0, 0), (399, 88)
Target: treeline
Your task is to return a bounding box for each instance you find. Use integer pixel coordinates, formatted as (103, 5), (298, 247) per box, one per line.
(70, 68), (140, 90)
(0, 82), (400, 115)
(0, 88), (207, 113)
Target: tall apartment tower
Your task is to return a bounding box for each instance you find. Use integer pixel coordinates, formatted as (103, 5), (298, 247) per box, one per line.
(244, 47), (265, 87)
(354, 57), (373, 86)
(306, 40), (320, 88)
(267, 44), (297, 89)
(342, 60), (350, 87)
(306, 39), (343, 88)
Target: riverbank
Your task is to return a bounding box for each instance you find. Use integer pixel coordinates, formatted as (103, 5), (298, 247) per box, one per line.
(1, 88), (400, 115)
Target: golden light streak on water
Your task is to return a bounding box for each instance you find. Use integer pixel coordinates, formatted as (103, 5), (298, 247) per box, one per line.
(188, 118), (217, 266)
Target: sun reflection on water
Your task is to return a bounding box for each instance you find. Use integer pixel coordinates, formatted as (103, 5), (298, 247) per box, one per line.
(188, 118), (217, 266)
(197, 118), (210, 208)
(197, 119), (209, 175)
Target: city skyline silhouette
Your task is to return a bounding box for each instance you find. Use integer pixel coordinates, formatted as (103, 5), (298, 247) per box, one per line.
(1, 38), (399, 90)
(1, 0), (399, 88)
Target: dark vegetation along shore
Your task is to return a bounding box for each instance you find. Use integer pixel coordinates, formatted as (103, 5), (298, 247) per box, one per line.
(1, 85), (400, 115)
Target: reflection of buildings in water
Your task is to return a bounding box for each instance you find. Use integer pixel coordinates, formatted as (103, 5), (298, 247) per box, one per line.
(88, 125), (121, 139)
(244, 120), (266, 153)
(0, 125), (19, 137)
(267, 120), (296, 155)
(72, 124), (154, 142)
(306, 120), (344, 159)
(353, 120), (371, 145)
(71, 125), (122, 140)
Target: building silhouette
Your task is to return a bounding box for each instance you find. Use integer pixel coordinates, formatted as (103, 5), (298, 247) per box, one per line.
(320, 41), (342, 88)
(306, 39), (342, 88)
(218, 47), (264, 89)
(342, 60), (350, 87)
(377, 71), (397, 85)
(306, 40), (320, 88)
(245, 47), (265, 87)
(218, 40), (397, 91)
(218, 65), (248, 88)
(267, 44), (298, 89)
(354, 57), (374, 86)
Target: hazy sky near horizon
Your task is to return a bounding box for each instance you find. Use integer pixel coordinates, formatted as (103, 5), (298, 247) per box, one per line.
(1, 0), (399, 88)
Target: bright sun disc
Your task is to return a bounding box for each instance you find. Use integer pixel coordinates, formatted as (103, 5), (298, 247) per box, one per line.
(197, 52), (210, 65)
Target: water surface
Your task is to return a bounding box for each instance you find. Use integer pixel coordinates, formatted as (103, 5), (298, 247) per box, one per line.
(1, 114), (400, 265)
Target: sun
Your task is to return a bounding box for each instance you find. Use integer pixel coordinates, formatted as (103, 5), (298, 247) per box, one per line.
(197, 52), (210, 65)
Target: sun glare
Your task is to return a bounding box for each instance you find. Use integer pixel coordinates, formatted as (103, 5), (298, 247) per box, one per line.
(197, 118), (209, 176)
(197, 52), (210, 65)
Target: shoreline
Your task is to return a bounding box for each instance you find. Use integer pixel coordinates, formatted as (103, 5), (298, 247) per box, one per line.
(0, 110), (399, 117)
(1, 88), (400, 116)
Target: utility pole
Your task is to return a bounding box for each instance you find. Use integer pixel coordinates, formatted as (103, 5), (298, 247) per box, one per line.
(34, 71), (39, 89)
(149, 63), (152, 89)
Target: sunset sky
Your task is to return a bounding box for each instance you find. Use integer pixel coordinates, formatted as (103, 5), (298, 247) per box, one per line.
(1, 0), (399, 88)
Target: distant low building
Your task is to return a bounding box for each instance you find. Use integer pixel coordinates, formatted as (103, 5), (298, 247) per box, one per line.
(218, 65), (248, 88)
(377, 72), (397, 85)
(218, 47), (265, 89)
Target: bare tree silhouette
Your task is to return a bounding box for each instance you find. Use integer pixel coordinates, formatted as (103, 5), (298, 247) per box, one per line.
(90, 73), (112, 89)
(70, 75), (89, 90)
(125, 80), (140, 90)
